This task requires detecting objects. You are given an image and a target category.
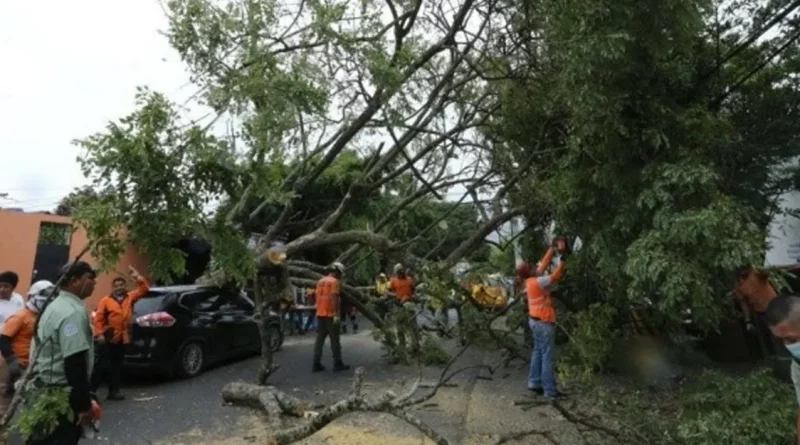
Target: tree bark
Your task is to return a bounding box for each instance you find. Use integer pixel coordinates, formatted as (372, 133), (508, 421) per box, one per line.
(254, 262), (291, 384)
(221, 382), (307, 418)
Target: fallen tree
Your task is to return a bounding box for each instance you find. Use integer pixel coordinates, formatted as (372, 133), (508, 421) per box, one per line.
(71, 0), (543, 381)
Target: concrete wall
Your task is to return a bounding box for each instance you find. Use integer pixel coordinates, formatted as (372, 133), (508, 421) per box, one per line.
(0, 210), (149, 309)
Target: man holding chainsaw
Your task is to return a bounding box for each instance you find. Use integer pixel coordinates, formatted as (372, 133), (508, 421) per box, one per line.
(517, 236), (570, 401)
(26, 261), (101, 445)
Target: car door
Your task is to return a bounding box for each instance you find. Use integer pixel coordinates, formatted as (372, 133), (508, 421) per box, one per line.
(178, 290), (227, 361)
(221, 290), (260, 353)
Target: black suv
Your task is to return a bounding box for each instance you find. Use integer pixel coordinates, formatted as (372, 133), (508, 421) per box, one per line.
(122, 285), (282, 378)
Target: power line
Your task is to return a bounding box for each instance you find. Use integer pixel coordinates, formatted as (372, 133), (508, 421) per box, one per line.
(703, 0), (800, 82)
(714, 26), (800, 106)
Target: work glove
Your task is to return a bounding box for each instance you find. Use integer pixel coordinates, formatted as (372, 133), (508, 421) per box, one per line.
(333, 316), (341, 325)
(746, 321), (754, 332)
(6, 356), (23, 382)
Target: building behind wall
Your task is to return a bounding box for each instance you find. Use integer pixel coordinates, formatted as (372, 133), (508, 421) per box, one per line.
(0, 210), (149, 309)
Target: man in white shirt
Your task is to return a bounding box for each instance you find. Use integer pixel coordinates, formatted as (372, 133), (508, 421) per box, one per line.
(0, 272), (26, 332)
(0, 271), (25, 410)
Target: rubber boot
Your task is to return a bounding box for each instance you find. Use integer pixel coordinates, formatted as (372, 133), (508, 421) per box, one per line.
(333, 362), (351, 372)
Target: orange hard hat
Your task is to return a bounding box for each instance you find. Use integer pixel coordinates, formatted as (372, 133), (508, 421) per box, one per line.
(515, 262), (531, 279)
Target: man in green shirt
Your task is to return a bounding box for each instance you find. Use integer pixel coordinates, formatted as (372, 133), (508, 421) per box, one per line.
(26, 261), (97, 445)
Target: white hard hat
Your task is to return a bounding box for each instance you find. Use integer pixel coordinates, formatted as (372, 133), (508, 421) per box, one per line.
(331, 262), (345, 274)
(393, 263), (404, 273)
(27, 280), (54, 313)
(28, 280), (53, 298)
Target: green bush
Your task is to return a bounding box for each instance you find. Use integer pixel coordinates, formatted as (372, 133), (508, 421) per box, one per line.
(669, 369), (795, 445)
(559, 303), (620, 383)
(591, 369), (796, 445)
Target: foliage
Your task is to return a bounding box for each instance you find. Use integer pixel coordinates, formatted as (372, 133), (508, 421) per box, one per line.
(487, 0), (800, 330)
(16, 387), (72, 441)
(73, 89), (249, 281)
(591, 369), (795, 445)
(36, 222), (72, 246)
(558, 303), (620, 383)
(54, 186), (102, 217)
(418, 335), (451, 366)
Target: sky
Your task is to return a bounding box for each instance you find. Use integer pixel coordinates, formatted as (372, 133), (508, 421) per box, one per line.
(0, 0), (519, 247)
(0, 0), (192, 211)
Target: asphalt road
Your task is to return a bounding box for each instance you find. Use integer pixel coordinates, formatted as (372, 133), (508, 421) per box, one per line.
(9, 310), (462, 445)
(7, 327), (391, 445)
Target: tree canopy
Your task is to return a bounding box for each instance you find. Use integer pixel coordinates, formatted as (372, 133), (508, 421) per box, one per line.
(68, 0), (800, 374)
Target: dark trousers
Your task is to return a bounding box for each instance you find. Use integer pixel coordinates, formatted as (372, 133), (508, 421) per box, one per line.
(90, 343), (125, 394)
(26, 414), (82, 445)
(313, 317), (343, 365)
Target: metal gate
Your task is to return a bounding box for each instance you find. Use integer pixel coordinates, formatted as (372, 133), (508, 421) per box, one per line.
(32, 244), (70, 283)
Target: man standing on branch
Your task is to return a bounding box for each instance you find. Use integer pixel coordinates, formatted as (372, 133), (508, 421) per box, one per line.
(90, 266), (149, 401)
(518, 236), (569, 401)
(312, 262), (350, 373)
(26, 261), (98, 445)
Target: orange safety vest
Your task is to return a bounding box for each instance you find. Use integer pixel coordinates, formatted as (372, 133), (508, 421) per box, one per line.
(390, 276), (415, 303)
(94, 279), (150, 344)
(526, 249), (566, 323)
(315, 275), (341, 317)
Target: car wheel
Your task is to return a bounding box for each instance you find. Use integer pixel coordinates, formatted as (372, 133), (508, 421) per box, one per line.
(176, 341), (205, 378)
(268, 324), (283, 352)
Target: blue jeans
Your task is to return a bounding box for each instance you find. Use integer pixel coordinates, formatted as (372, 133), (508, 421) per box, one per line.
(528, 319), (557, 397)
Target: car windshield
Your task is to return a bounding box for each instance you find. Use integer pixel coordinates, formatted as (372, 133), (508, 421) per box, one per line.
(133, 292), (168, 317)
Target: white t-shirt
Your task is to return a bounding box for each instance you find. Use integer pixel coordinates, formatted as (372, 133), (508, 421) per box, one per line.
(0, 292), (25, 331)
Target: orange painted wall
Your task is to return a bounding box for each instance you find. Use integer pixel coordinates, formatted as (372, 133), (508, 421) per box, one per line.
(0, 210), (149, 309)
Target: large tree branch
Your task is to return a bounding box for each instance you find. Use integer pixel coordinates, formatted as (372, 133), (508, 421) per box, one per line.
(442, 207), (523, 268)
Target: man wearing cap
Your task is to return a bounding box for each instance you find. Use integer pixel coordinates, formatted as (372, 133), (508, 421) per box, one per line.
(26, 262), (97, 445)
(312, 262), (350, 372)
(0, 280), (53, 396)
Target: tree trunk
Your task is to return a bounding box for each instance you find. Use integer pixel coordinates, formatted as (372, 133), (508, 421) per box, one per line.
(254, 263), (291, 384)
(253, 274), (275, 385)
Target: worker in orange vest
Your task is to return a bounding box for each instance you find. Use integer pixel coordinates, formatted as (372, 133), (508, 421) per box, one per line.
(90, 266), (149, 401)
(517, 237), (569, 401)
(389, 263), (420, 354)
(312, 262), (351, 373)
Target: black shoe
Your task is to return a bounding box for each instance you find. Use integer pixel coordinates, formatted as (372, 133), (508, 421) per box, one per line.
(107, 392), (126, 401)
(333, 363), (351, 372)
(312, 364), (326, 373)
(543, 391), (567, 401)
(528, 387), (544, 395)
(353, 325), (359, 333)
